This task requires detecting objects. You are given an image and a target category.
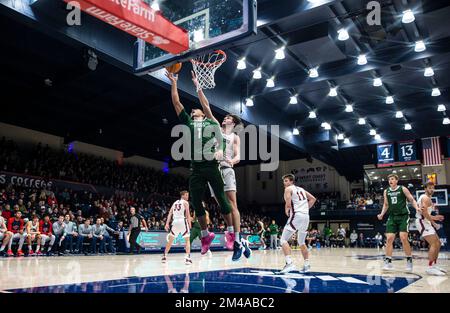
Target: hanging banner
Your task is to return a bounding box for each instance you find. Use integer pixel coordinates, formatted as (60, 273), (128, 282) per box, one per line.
(377, 143), (394, 166)
(398, 141), (417, 163)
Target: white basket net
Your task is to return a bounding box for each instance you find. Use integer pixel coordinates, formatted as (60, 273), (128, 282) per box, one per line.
(190, 50), (227, 91)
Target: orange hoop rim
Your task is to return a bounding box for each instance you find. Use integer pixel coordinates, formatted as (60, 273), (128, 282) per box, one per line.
(190, 50), (227, 67)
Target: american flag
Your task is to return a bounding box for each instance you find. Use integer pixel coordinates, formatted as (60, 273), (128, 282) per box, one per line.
(422, 137), (442, 166)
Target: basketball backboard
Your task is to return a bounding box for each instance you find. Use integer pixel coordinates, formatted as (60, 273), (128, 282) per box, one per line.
(133, 0), (257, 74)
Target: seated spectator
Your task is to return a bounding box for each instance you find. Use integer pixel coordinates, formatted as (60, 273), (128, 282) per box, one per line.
(358, 233), (365, 248)
(350, 230), (358, 248)
(92, 218), (105, 254)
(40, 215), (56, 255)
(52, 215), (66, 255)
(7, 210), (27, 256)
(77, 219), (93, 255)
(63, 214), (78, 253)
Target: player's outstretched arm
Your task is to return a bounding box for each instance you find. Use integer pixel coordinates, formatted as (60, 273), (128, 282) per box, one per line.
(402, 186), (420, 213)
(185, 202), (191, 229)
(284, 187), (292, 217)
(165, 205), (174, 231)
(191, 71), (219, 125)
(377, 189), (389, 220)
(305, 191), (317, 209)
(165, 71), (184, 116)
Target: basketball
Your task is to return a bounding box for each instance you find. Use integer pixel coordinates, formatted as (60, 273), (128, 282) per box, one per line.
(165, 62), (182, 74)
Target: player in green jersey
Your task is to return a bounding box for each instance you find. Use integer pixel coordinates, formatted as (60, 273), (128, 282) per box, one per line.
(377, 174), (420, 272)
(166, 71), (234, 258)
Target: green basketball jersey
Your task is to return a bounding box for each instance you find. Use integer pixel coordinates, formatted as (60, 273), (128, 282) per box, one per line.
(386, 185), (409, 215)
(192, 218), (201, 229)
(178, 109), (224, 164)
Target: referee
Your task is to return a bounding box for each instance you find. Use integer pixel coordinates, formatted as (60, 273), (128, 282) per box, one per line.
(127, 207), (148, 254)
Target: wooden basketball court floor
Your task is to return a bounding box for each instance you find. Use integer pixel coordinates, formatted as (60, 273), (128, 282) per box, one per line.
(0, 248), (448, 293)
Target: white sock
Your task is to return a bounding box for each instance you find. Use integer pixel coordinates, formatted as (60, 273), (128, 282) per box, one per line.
(36, 246), (40, 252)
(304, 259), (310, 266)
(227, 226), (234, 233)
(185, 254), (190, 259)
(285, 255), (292, 264)
(28, 245), (32, 251)
(234, 232), (240, 243)
(201, 230), (209, 238)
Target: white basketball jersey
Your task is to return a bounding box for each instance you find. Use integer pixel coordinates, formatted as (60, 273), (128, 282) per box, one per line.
(416, 194), (433, 219)
(30, 221), (39, 232)
(291, 186), (309, 214)
(172, 199), (188, 220)
(220, 132), (235, 168)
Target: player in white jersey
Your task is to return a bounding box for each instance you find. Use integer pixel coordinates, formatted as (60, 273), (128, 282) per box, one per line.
(0, 215), (13, 256)
(162, 191), (192, 265)
(415, 181), (446, 276)
(209, 114), (251, 261)
(278, 174), (316, 274)
(26, 215), (42, 256)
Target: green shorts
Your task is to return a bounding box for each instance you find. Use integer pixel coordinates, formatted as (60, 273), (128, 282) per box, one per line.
(386, 214), (409, 234)
(190, 226), (202, 244)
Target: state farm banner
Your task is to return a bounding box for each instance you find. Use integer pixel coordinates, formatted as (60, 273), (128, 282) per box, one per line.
(293, 166), (332, 192)
(64, 0), (189, 54)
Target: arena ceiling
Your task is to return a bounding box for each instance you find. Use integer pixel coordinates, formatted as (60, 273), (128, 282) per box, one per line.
(0, 0), (449, 181)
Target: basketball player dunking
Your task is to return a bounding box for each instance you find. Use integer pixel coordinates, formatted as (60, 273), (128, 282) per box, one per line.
(208, 114), (251, 261)
(163, 191), (192, 265)
(416, 181), (446, 276)
(377, 174), (420, 272)
(166, 71), (235, 259)
(279, 174), (316, 274)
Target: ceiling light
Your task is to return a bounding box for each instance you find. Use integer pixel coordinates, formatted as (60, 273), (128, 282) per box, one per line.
(266, 76), (275, 87)
(337, 28), (350, 41)
(293, 128), (300, 136)
(237, 58), (246, 70)
(395, 111), (404, 118)
(424, 67), (434, 77)
(309, 67), (319, 78)
(245, 98), (254, 107)
(414, 40), (426, 52)
(329, 87), (338, 97)
(374, 134), (381, 140)
(252, 68), (262, 79)
(373, 77), (382, 87)
(357, 54), (367, 65)
(358, 118), (366, 125)
(437, 104), (446, 112)
(402, 9), (415, 24)
(344, 138), (350, 144)
(345, 104), (353, 112)
(289, 95), (298, 104)
(337, 133), (344, 140)
(386, 96), (394, 104)
(275, 47), (285, 60)
(443, 117), (450, 125)
(308, 111), (317, 119)
(404, 123), (412, 130)
(321, 122), (331, 130)
(369, 129), (377, 136)
(431, 88), (441, 97)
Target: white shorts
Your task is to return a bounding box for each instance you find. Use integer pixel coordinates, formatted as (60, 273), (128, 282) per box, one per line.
(170, 219), (190, 237)
(209, 167), (237, 196)
(280, 212), (310, 245)
(416, 219), (436, 237)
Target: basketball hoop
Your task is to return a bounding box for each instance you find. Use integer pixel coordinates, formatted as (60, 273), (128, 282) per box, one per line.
(190, 50), (227, 91)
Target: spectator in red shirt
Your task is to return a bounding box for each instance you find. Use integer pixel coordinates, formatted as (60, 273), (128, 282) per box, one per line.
(2, 204), (12, 220)
(39, 215), (55, 255)
(7, 211), (26, 256)
(47, 193), (58, 207)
